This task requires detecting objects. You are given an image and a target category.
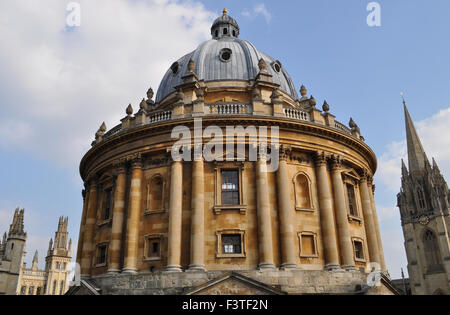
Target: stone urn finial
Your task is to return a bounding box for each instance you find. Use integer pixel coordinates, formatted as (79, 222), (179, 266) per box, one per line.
(349, 117), (356, 129)
(140, 98), (147, 111)
(322, 100), (330, 113)
(309, 95), (316, 108)
(147, 87), (154, 100)
(188, 59), (195, 73)
(258, 58), (267, 72)
(100, 122), (106, 132)
(300, 85), (307, 98)
(126, 104), (133, 116)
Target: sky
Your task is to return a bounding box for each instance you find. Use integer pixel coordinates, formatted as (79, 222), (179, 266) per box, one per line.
(0, 0), (449, 280)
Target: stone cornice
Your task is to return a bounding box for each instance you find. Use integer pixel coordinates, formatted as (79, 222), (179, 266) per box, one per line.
(80, 116), (377, 181)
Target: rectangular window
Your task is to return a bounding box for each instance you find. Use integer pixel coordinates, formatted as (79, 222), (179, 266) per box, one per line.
(301, 235), (315, 256)
(221, 170), (239, 205)
(346, 184), (357, 216)
(144, 235), (162, 261)
(354, 240), (364, 260)
(222, 234), (242, 254)
(97, 244), (107, 265)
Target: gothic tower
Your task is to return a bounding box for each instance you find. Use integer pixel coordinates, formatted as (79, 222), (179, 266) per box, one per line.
(44, 217), (72, 295)
(0, 208), (27, 295)
(397, 101), (450, 295)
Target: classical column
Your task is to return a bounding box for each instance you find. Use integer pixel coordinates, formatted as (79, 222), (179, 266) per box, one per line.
(188, 154), (205, 272)
(108, 160), (127, 273)
(123, 156), (143, 274)
(276, 148), (297, 269)
(330, 156), (355, 270)
(368, 182), (386, 272)
(359, 171), (381, 265)
(80, 179), (98, 277)
(314, 151), (340, 270)
(256, 152), (276, 270)
(76, 184), (89, 266)
(166, 159), (183, 272)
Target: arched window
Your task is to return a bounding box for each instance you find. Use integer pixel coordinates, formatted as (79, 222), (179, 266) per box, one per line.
(147, 175), (164, 212)
(36, 287), (41, 295)
(232, 30), (236, 37)
(294, 173), (312, 210)
(215, 30), (219, 38)
(52, 280), (57, 295)
(417, 188), (426, 209)
(223, 28), (228, 35)
(424, 229), (442, 271)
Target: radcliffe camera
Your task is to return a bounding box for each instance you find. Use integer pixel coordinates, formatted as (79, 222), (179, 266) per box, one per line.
(0, 0), (449, 304)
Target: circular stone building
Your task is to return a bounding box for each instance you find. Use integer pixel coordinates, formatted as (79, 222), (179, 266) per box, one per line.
(73, 10), (397, 295)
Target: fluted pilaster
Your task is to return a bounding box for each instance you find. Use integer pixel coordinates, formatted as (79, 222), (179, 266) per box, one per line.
(368, 181), (386, 271)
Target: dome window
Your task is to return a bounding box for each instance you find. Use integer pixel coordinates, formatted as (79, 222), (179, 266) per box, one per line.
(170, 62), (179, 75)
(223, 28), (228, 35)
(219, 48), (232, 62)
(272, 61), (282, 73)
(232, 30), (236, 37)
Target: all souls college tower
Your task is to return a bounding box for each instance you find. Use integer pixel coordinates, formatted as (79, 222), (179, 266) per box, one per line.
(71, 9), (398, 295)
(0, 209), (72, 295)
(397, 102), (450, 295)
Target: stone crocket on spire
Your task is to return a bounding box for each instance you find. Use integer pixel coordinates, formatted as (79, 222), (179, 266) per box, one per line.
(403, 99), (429, 174)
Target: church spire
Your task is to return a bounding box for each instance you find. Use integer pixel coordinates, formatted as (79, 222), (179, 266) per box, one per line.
(403, 99), (428, 173)
(32, 250), (39, 270)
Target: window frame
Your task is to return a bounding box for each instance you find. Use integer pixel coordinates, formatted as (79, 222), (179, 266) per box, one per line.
(216, 229), (246, 258)
(298, 231), (319, 258)
(95, 242), (109, 267)
(213, 162), (247, 215)
(143, 234), (163, 262)
(342, 172), (363, 224)
(352, 238), (366, 263)
(144, 174), (166, 215)
(293, 172), (315, 212)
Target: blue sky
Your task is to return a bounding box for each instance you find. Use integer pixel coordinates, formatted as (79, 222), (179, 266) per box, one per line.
(1, 0), (449, 279)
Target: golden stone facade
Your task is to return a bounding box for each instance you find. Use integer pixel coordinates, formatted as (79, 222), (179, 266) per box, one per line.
(74, 10), (394, 295)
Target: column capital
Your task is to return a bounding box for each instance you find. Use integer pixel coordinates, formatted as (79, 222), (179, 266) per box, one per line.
(128, 153), (143, 170)
(112, 158), (127, 174)
(359, 169), (372, 182)
(279, 145), (292, 161)
(330, 154), (343, 171)
(314, 151), (329, 167)
(87, 177), (98, 190)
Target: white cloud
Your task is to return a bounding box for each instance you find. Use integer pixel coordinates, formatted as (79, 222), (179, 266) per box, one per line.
(242, 3), (272, 23)
(377, 107), (450, 192)
(0, 0), (214, 173)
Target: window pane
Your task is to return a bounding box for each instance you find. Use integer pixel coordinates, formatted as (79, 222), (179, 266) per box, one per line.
(222, 234), (242, 254)
(221, 170), (239, 205)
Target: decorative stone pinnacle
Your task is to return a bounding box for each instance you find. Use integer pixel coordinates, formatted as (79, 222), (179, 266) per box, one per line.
(126, 104), (133, 116)
(188, 59), (195, 73)
(309, 95), (316, 107)
(100, 122), (106, 132)
(322, 100), (330, 113)
(258, 58), (267, 72)
(300, 85), (307, 97)
(147, 87), (154, 100)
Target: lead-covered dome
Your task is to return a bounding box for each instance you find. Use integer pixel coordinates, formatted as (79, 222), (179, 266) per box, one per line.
(156, 10), (298, 103)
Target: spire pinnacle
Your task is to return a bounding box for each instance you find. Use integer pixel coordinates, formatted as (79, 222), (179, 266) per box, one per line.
(403, 100), (428, 173)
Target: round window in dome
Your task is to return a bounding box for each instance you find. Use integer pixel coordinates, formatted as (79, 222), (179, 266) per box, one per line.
(272, 61), (282, 73)
(219, 48), (232, 62)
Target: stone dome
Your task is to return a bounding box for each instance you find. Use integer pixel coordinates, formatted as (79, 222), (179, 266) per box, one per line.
(155, 11), (298, 103)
